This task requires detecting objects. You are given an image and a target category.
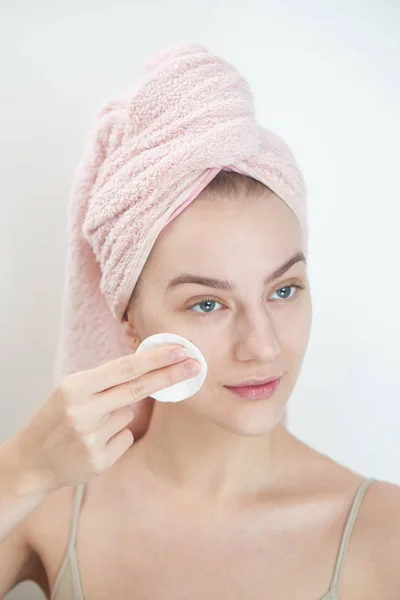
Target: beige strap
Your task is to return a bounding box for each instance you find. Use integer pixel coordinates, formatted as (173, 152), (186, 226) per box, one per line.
(64, 478), (377, 598)
(50, 483), (86, 599)
(68, 483), (86, 551)
(330, 477), (377, 591)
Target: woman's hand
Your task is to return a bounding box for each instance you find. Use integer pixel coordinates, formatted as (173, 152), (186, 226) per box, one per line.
(12, 345), (200, 494)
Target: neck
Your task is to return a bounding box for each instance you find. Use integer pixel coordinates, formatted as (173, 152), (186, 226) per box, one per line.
(131, 401), (295, 506)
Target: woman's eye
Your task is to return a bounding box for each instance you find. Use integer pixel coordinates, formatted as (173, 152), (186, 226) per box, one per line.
(188, 285), (304, 315)
(189, 298), (222, 314)
(270, 285), (302, 301)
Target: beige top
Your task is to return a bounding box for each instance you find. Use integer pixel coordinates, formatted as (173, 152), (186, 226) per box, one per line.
(50, 477), (377, 600)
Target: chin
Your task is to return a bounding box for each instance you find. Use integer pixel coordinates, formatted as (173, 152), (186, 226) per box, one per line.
(217, 413), (283, 437)
(183, 381), (287, 434)
(188, 402), (284, 437)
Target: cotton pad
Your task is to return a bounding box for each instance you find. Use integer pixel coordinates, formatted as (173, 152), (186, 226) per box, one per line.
(135, 333), (208, 402)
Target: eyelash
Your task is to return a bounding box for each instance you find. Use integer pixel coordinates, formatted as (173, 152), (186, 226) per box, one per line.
(187, 284), (306, 314)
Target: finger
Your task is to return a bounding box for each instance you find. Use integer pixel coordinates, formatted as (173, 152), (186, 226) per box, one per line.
(75, 344), (189, 395)
(98, 406), (135, 443)
(94, 358), (200, 417)
(104, 428), (135, 469)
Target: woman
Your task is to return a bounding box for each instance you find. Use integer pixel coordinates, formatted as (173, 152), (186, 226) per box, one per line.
(1, 44), (399, 600)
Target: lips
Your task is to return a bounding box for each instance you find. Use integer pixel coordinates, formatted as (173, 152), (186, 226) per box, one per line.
(224, 377), (281, 400)
(228, 376), (282, 387)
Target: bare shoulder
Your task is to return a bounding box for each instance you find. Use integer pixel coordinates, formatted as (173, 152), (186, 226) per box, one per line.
(360, 479), (400, 537)
(365, 478), (400, 509)
(357, 479), (400, 592)
(296, 439), (400, 593)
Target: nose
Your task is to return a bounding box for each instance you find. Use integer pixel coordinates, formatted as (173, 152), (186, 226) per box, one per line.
(235, 318), (280, 362)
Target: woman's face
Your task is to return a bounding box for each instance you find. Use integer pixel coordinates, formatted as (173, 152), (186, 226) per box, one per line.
(124, 189), (312, 436)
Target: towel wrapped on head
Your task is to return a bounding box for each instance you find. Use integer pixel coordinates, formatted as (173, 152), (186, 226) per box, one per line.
(53, 43), (308, 430)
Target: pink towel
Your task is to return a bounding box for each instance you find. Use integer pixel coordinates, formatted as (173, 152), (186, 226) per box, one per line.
(53, 43), (308, 429)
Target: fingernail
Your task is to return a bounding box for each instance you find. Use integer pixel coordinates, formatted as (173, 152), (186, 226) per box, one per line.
(182, 361), (200, 376)
(169, 347), (187, 362)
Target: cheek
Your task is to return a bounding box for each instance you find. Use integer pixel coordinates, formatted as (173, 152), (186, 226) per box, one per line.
(281, 321), (312, 383)
(297, 301), (313, 348)
(280, 299), (312, 350)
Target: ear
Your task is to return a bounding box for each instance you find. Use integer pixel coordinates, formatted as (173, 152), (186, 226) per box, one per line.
(120, 310), (141, 351)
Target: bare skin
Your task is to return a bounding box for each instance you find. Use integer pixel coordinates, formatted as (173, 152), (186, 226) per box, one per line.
(14, 188), (400, 598)
(23, 435), (386, 599)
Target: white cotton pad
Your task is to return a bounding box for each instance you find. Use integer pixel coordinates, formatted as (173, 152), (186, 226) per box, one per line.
(135, 333), (208, 402)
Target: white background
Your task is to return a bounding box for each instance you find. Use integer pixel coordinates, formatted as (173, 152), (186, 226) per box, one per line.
(1, 0), (399, 598)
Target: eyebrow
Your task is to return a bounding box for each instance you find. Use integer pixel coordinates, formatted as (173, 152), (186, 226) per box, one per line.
(166, 251), (306, 293)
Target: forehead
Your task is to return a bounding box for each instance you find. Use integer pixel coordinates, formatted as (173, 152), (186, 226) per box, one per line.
(154, 191), (303, 256)
(132, 193), (305, 303)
